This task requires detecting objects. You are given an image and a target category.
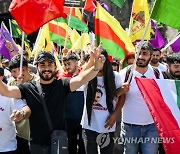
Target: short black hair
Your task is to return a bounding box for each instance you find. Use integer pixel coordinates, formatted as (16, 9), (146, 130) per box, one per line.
(141, 41), (153, 54)
(63, 51), (80, 61)
(9, 54), (28, 71)
(152, 48), (161, 54)
(166, 53), (180, 64)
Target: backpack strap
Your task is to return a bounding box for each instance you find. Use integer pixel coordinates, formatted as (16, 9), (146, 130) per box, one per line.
(151, 66), (160, 79)
(124, 66), (133, 83)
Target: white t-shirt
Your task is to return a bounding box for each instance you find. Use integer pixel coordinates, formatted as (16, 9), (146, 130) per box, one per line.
(157, 63), (167, 72)
(81, 71), (121, 133)
(0, 96), (26, 152)
(119, 65), (164, 125)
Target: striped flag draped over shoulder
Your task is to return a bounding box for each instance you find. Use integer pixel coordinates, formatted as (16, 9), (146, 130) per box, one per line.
(135, 77), (180, 154)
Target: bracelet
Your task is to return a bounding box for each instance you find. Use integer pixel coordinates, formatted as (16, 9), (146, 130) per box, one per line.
(20, 110), (26, 119)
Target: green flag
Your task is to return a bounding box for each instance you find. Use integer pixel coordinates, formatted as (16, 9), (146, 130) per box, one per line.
(55, 16), (88, 32)
(11, 20), (28, 41)
(151, 0), (180, 30)
(111, 0), (126, 8)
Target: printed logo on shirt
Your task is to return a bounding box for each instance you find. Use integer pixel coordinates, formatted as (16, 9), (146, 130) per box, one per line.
(93, 88), (107, 111)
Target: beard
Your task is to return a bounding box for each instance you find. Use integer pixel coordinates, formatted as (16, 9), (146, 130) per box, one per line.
(39, 70), (56, 81)
(136, 58), (151, 68)
(170, 70), (180, 79)
(151, 58), (159, 64)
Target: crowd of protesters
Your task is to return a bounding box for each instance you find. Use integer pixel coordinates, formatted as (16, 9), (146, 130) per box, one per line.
(0, 39), (180, 154)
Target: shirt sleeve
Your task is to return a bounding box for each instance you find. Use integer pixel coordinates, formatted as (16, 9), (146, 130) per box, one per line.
(61, 78), (71, 96)
(17, 83), (29, 100)
(11, 99), (27, 111)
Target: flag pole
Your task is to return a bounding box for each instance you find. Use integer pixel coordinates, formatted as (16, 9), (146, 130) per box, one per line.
(126, 0), (157, 83)
(64, 7), (73, 49)
(127, 18), (151, 83)
(161, 32), (180, 52)
(20, 31), (25, 76)
(8, 19), (12, 37)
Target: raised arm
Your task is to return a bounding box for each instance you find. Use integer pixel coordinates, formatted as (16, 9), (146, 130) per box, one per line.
(0, 80), (21, 98)
(70, 46), (105, 92)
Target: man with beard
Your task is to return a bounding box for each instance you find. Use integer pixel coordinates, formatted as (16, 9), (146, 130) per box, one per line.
(150, 48), (167, 71)
(119, 42), (164, 154)
(162, 53), (180, 80)
(0, 50), (105, 154)
(8, 54), (38, 154)
(59, 52), (86, 154)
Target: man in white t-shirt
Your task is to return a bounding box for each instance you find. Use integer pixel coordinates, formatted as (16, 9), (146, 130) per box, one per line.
(119, 42), (164, 154)
(0, 67), (31, 153)
(81, 50), (128, 154)
(150, 48), (167, 71)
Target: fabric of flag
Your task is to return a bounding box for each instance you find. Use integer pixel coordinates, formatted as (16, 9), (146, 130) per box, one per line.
(32, 24), (52, 56)
(171, 36), (180, 52)
(71, 33), (91, 51)
(11, 20), (28, 41)
(111, 0), (125, 8)
(9, 0), (66, 35)
(84, 0), (96, 12)
(70, 29), (80, 45)
(63, 7), (88, 32)
(150, 21), (166, 49)
(135, 77), (180, 154)
(0, 22), (19, 60)
(95, 2), (135, 59)
(128, 0), (151, 42)
(0, 33), (11, 60)
(151, 0), (180, 30)
(49, 20), (72, 49)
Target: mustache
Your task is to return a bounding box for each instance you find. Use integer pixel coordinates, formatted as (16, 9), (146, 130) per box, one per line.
(42, 70), (52, 74)
(137, 58), (145, 62)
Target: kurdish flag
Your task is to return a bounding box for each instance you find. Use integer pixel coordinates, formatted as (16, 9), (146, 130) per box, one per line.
(151, 0), (180, 30)
(95, 2), (135, 59)
(49, 20), (72, 49)
(135, 77), (180, 154)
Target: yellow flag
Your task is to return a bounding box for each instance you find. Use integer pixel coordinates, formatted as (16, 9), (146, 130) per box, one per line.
(24, 41), (32, 57)
(71, 33), (91, 51)
(128, 0), (151, 42)
(32, 23), (52, 56)
(70, 29), (80, 45)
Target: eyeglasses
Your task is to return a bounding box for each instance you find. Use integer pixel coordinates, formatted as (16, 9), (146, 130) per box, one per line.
(141, 75), (146, 78)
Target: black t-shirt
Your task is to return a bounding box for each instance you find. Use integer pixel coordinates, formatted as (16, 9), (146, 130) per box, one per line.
(18, 79), (70, 145)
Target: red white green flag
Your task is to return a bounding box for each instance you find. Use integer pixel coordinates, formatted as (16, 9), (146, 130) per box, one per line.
(135, 77), (180, 154)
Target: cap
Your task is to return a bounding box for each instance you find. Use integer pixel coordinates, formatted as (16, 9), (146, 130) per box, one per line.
(0, 67), (4, 76)
(166, 53), (180, 64)
(35, 51), (55, 64)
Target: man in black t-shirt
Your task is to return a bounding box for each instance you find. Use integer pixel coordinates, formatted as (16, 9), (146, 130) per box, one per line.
(0, 49), (105, 154)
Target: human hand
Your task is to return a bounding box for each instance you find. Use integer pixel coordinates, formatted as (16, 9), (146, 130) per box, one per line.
(104, 113), (117, 130)
(10, 110), (25, 122)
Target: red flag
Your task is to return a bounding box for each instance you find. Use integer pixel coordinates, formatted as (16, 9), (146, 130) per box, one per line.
(9, 0), (66, 35)
(84, 0), (96, 12)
